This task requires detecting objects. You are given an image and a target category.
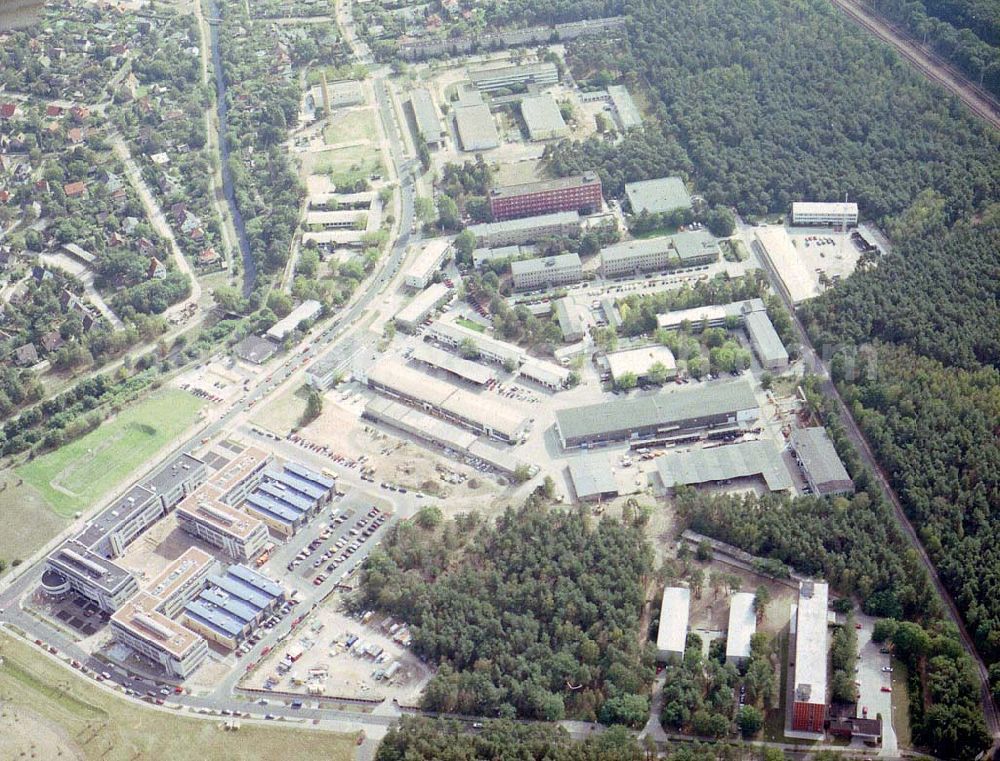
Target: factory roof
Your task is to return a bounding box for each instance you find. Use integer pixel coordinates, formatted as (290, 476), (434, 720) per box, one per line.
(410, 88), (443, 141)
(490, 173), (600, 200)
(793, 581), (829, 705)
(789, 427), (853, 492)
(656, 587), (691, 656)
(510, 252), (581, 276)
(625, 176), (692, 215)
(606, 345), (676, 380)
(655, 440), (793, 491)
(726, 592), (757, 662)
(520, 94), (568, 140)
(206, 573), (270, 611)
(412, 343), (494, 385)
(453, 102), (499, 150)
(227, 564), (284, 599)
(283, 461), (335, 490)
(745, 310), (789, 365)
(556, 379), (757, 442)
(670, 231), (722, 263)
(567, 456), (619, 500)
(255, 481), (315, 512)
(429, 320), (526, 365)
(111, 593), (202, 657)
(244, 492), (302, 525)
(396, 282), (450, 325)
(184, 599), (248, 638)
(197, 586), (260, 623)
(263, 467), (326, 502)
(607, 85), (641, 128)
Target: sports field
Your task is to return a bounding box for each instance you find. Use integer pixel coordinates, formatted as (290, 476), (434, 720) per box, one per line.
(16, 390), (204, 517)
(0, 631), (358, 761)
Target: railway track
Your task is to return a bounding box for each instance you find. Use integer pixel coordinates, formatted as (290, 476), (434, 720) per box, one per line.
(830, 0), (1000, 131)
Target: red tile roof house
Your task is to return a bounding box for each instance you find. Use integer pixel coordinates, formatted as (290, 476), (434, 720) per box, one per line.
(63, 181), (87, 198)
(0, 103), (17, 120)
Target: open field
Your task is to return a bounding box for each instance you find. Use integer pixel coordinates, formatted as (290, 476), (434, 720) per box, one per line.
(0, 478), (67, 570)
(324, 108), (378, 144)
(0, 631), (358, 761)
(305, 145), (382, 187)
(16, 390), (204, 517)
(891, 660), (912, 748)
(253, 384), (310, 435)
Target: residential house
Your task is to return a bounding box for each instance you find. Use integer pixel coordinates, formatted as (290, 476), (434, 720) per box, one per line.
(14, 343), (39, 366)
(64, 181), (87, 198)
(148, 257), (166, 280)
(40, 330), (64, 353)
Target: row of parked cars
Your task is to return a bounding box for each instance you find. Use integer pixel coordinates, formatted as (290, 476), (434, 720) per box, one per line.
(311, 508), (387, 586)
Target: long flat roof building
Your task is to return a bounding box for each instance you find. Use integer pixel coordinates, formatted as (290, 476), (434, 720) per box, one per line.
(606, 345), (677, 384)
(395, 282), (451, 332)
(410, 88), (445, 147)
(468, 211), (581, 247)
(656, 586), (691, 661)
(519, 358), (570, 391)
(790, 427), (854, 496)
(745, 310), (789, 372)
(791, 202), (858, 228)
(404, 239), (450, 289)
(655, 440), (793, 492)
(520, 94), (569, 141)
(607, 85), (641, 130)
(427, 320), (526, 367)
(625, 177), (691, 215)
(555, 379), (759, 449)
(43, 540), (140, 613)
(145, 547), (218, 619)
(366, 360), (529, 443)
(792, 581), (829, 733)
(412, 343), (495, 386)
(266, 299), (322, 342)
(468, 61), (558, 92)
(175, 487), (269, 562)
(490, 173), (602, 221)
(726, 592), (757, 666)
(656, 298), (766, 331)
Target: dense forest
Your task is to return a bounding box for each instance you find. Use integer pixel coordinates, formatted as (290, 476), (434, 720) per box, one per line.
(376, 716), (775, 761)
(868, 0), (1000, 97)
(357, 500), (654, 723)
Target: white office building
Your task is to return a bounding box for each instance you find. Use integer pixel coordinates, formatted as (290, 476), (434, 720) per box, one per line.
(791, 202), (858, 228)
(511, 253), (582, 291)
(404, 239), (450, 289)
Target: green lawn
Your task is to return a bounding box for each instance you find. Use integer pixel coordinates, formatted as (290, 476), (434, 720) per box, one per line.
(890, 658), (912, 748)
(0, 631), (358, 761)
(0, 478), (68, 571)
(17, 390), (204, 517)
(454, 316), (485, 333)
(306, 145), (383, 188)
(324, 108), (378, 145)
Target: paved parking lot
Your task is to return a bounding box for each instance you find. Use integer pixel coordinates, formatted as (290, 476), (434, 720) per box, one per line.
(856, 617), (897, 754)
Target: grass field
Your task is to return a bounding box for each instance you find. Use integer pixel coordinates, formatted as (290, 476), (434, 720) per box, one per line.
(0, 631), (358, 761)
(0, 478), (67, 570)
(324, 108), (378, 145)
(252, 384), (309, 436)
(17, 390), (204, 517)
(306, 145), (383, 188)
(454, 316), (486, 333)
(890, 659), (912, 747)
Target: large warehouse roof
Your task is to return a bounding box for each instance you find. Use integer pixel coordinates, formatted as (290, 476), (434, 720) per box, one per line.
(468, 211), (580, 240)
(793, 581), (829, 706)
(567, 456), (619, 501)
(745, 310), (789, 366)
(790, 427), (853, 493)
(411, 343), (494, 385)
(607, 85), (641, 129)
(520, 94), (568, 140)
(410, 88), (443, 143)
(657, 587), (691, 659)
(655, 440), (793, 491)
(555, 379), (757, 444)
(726, 592), (757, 663)
(625, 177), (692, 215)
(454, 102), (499, 151)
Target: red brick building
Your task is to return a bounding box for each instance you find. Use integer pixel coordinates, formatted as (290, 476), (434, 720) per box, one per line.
(489, 173), (602, 221)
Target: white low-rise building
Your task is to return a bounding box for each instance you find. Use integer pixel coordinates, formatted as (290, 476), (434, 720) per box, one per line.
(657, 586), (691, 662)
(725, 592), (757, 666)
(404, 239), (450, 289)
(511, 253), (582, 291)
(791, 202), (858, 228)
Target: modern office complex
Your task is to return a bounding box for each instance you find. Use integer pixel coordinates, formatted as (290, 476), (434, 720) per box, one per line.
(790, 427), (855, 496)
(145, 547), (219, 618)
(42, 540), (140, 613)
(410, 88), (445, 147)
(182, 564), (284, 650)
(624, 176), (692, 215)
(366, 360), (529, 443)
(404, 239), (450, 289)
(600, 232), (720, 277)
(726, 592), (757, 667)
(110, 593), (209, 678)
(791, 202), (858, 228)
(510, 253), (582, 290)
(655, 440), (794, 492)
(242, 463), (334, 537)
(791, 581), (829, 733)
(520, 94), (569, 141)
(555, 379), (759, 449)
(489, 174), (602, 221)
(426, 320), (526, 367)
(468, 211), (581, 247)
(656, 586), (691, 661)
(176, 487), (270, 563)
(394, 283), (452, 332)
(468, 61), (558, 92)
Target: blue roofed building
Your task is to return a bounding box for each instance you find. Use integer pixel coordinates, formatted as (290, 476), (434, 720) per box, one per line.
(182, 565), (284, 649)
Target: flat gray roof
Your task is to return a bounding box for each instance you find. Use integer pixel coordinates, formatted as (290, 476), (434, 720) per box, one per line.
(607, 85), (641, 128)
(469, 61), (557, 85)
(520, 94), (567, 139)
(726, 592), (757, 661)
(49, 540), (134, 593)
(395, 282), (450, 325)
(556, 379), (757, 443)
(144, 453), (205, 498)
(468, 211), (579, 238)
(625, 176), (692, 215)
(411, 343), (494, 385)
(410, 88), (443, 142)
(655, 440), (793, 491)
(75, 484), (158, 549)
(670, 230), (721, 263)
(657, 586), (690, 656)
(794, 581), (829, 705)
(745, 310), (789, 365)
(567, 456), (619, 500)
(454, 103), (499, 150)
(790, 427), (852, 491)
(600, 236), (672, 265)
